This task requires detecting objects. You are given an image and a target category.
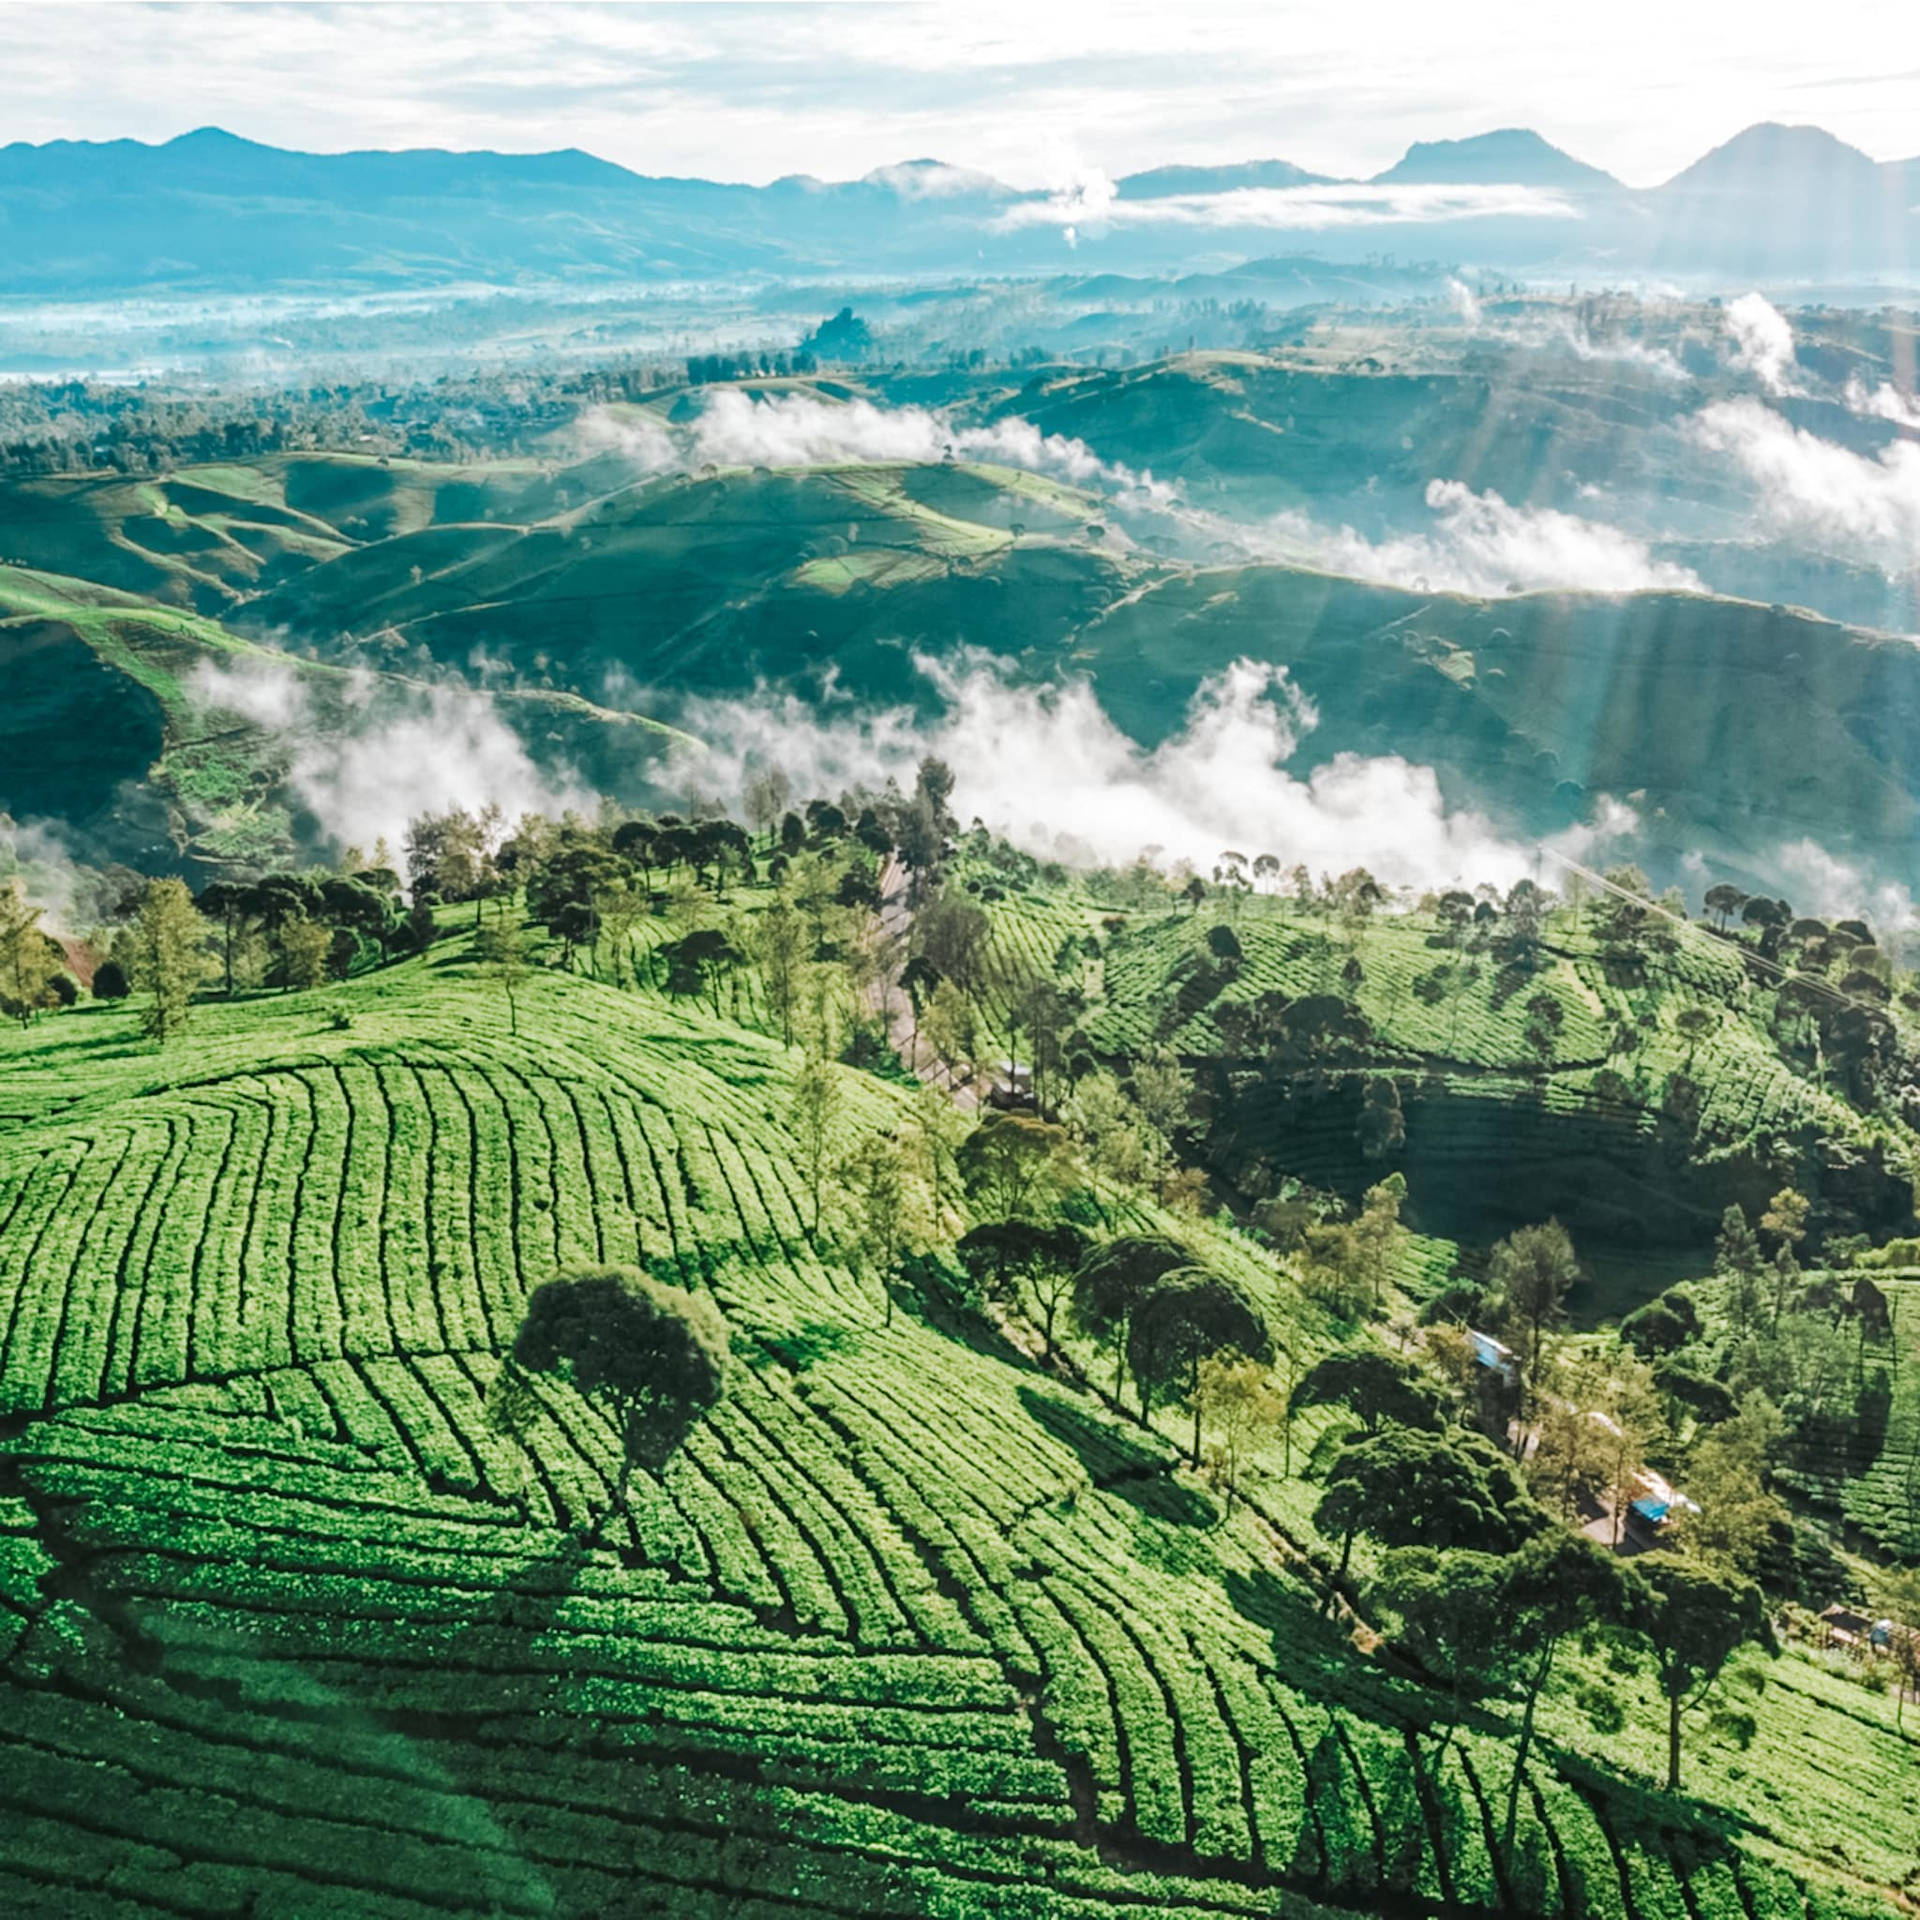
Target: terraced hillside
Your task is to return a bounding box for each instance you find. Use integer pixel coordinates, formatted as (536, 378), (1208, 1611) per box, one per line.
(946, 872), (1917, 1264)
(10, 413), (1920, 895)
(0, 933), (1911, 1918)
(0, 560), (682, 872)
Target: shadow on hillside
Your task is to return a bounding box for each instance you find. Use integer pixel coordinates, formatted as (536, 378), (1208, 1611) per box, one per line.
(1017, 1384), (1215, 1528)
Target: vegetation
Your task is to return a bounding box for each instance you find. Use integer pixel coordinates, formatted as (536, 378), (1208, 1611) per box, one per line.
(1, 774), (1918, 1918)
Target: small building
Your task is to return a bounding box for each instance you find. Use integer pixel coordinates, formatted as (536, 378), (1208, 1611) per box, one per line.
(1466, 1329), (1518, 1382)
(1623, 1468), (1698, 1539)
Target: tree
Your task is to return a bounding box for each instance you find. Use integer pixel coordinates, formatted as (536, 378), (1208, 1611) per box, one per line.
(1715, 1204), (1765, 1334)
(1496, 1532), (1628, 1853)
(1290, 1351), (1444, 1435)
(0, 880), (61, 1027)
(474, 913), (529, 1035)
(1703, 883), (1748, 932)
(1488, 1220), (1580, 1389)
(1374, 1547), (1523, 1753)
(130, 878), (208, 1044)
(1193, 1353), (1286, 1509)
(957, 1111), (1075, 1223)
(750, 894), (810, 1046)
(1522, 993), (1564, 1073)
(279, 915), (332, 992)
(493, 1266), (728, 1519)
(922, 977), (979, 1088)
(742, 766), (792, 847)
(1632, 1560), (1768, 1791)
(1314, 1424), (1537, 1581)
(1760, 1186), (1809, 1255)
(1072, 1236), (1190, 1402)
(790, 1051), (842, 1236)
(838, 1128), (931, 1326)
(91, 958), (130, 1002)
(1126, 1269), (1271, 1450)
(1674, 1397), (1784, 1576)
(956, 1220), (1086, 1350)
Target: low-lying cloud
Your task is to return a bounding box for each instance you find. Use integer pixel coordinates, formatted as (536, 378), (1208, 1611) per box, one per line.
(671, 651), (1630, 892)
(1846, 375), (1920, 431)
(999, 177), (1583, 235)
(189, 660), (591, 855)
(1689, 398), (1920, 573)
(1774, 837), (1919, 938)
(1189, 480), (1700, 598)
(1725, 291), (1800, 396)
(583, 389), (1175, 503)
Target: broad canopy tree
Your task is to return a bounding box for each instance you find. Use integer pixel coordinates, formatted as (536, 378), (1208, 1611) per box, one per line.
(493, 1266), (729, 1520)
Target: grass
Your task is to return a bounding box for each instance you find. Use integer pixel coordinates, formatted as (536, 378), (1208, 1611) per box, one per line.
(0, 914), (1911, 1917)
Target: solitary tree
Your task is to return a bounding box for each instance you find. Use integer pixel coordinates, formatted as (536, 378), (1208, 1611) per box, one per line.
(493, 1265), (729, 1519)
(1193, 1352), (1286, 1509)
(130, 878), (208, 1044)
(1126, 1268), (1271, 1451)
(0, 881), (61, 1027)
(957, 1111), (1076, 1223)
(475, 914), (529, 1035)
(1290, 1351), (1444, 1435)
(1071, 1236), (1190, 1403)
(1496, 1531), (1628, 1851)
(956, 1219), (1086, 1350)
(790, 1050), (843, 1236)
(1633, 1559), (1768, 1792)
(750, 894), (810, 1046)
(1489, 1219), (1580, 1390)
(1315, 1423), (1536, 1582)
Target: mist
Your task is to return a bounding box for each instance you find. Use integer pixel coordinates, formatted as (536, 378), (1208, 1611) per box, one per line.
(1185, 480), (1701, 597)
(188, 660), (592, 856)
(1724, 291), (1799, 396)
(670, 650), (1631, 892)
(1689, 398), (1920, 574)
(584, 389), (1174, 503)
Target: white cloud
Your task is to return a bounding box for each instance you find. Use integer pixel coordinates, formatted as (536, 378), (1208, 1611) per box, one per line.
(1447, 277), (1483, 325)
(1774, 837), (1919, 935)
(583, 390), (1180, 504)
(189, 660), (591, 856)
(670, 650), (1625, 891)
(1724, 291), (1800, 396)
(1185, 479), (1700, 596)
(997, 178), (1582, 234)
(1846, 375), (1920, 430)
(1689, 397), (1920, 572)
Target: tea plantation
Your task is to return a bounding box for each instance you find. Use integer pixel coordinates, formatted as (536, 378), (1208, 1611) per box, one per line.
(0, 929), (1912, 1917)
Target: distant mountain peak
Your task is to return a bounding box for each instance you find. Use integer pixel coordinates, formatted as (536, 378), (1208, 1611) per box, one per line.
(1116, 158), (1331, 199)
(859, 158), (1010, 199)
(1661, 121), (1884, 192)
(1373, 128), (1620, 191)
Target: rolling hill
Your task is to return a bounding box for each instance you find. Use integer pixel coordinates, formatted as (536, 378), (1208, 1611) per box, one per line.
(0, 898), (1910, 1918)
(6, 427), (1920, 897)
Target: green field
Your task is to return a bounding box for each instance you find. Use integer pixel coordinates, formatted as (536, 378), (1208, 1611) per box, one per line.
(0, 895), (1912, 1919)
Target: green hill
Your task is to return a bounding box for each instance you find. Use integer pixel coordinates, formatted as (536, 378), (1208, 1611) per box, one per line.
(8, 433), (1920, 897)
(0, 883), (1913, 1917)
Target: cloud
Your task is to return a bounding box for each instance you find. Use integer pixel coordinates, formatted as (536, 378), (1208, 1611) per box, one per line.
(1774, 837), (1919, 936)
(670, 650), (1627, 891)
(1688, 397), (1920, 572)
(583, 389), (1179, 504)
(1724, 291), (1800, 396)
(1447, 277), (1483, 325)
(1846, 374), (1920, 430)
(1182, 479), (1700, 597)
(996, 178), (1583, 235)
(189, 660), (591, 857)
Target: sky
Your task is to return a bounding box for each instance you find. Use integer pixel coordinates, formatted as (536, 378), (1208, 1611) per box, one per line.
(4, 1), (1920, 189)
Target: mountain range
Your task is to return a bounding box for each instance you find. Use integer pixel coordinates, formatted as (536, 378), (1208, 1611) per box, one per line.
(2, 121), (1918, 293)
